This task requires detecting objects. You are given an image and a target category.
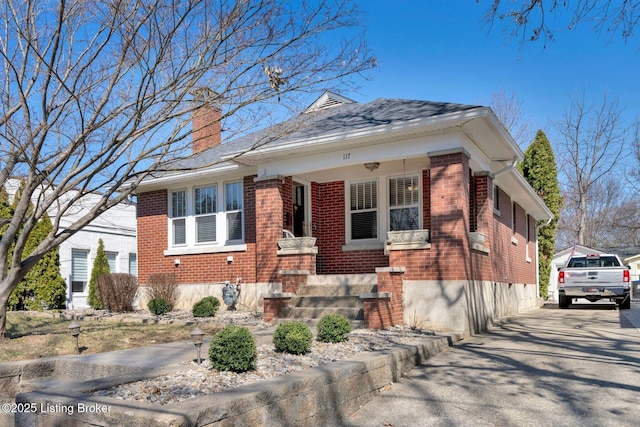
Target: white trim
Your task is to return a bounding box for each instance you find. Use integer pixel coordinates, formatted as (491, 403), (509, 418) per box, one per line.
(345, 178), (381, 244)
(167, 180), (245, 251)
(164, 244), (247, 256)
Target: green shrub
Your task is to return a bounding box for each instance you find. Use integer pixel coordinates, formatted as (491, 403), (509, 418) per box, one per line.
(316, 314), (351, 343)
(147, 297), (171, 315)
(192, 296), (220, 317)
(208, 325), (257, 372)
(273, 321), (313, 355)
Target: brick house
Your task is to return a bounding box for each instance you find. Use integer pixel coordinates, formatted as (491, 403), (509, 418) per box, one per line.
(135, 91), (552, 335)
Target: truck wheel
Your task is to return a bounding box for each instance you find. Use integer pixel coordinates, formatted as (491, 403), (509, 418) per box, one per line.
(619, 296), (631, 310)
(559, 294), (570, 309)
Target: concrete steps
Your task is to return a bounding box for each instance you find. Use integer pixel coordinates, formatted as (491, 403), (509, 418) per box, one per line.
(275, 274), (377, 328)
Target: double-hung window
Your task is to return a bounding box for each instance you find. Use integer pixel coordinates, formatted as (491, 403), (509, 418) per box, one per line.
(389, 175), (420, 231)
(350, 180), (378, 240)
(170, 190), (187, 245)
(168, 181), (244, 249)
(194, 185), (217, 243)
(225, 182), (243, 242)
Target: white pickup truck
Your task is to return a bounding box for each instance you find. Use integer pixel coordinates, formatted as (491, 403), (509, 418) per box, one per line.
(558, 254), (631, 309)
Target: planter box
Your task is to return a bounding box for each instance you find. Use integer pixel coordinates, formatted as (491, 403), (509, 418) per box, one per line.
(277, 237), (318, 255)
(387, 229), (430, 243)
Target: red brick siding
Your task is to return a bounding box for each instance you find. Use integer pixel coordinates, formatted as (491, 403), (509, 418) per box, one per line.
(312, 181), (387, 274)
(388, 153), (537, 285)
(136, 178), (258, 286)
(255, 177), (284, 283)
(137, 190), (171, 283)
(282, 176), (293, 232)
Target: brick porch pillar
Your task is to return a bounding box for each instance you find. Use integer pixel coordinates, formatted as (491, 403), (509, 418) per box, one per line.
(254, 176), (285, 283)
(428, 149), (471, 280)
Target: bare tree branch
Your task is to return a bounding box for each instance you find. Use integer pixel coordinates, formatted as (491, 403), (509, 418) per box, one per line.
(478, 0), (640, 46)
(554, 91), (628, 245)
(0, 0), (375, 337)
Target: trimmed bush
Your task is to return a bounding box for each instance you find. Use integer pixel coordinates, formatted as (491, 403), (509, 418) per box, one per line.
(208, 325), (257, 372)
(316, 314), (351, 343)
(273, 321), (313, 355)
(192, 296), (220, 317)
(147, 297), (171, 315)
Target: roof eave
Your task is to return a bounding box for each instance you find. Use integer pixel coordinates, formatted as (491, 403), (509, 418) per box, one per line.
(223, 107), (493, 162)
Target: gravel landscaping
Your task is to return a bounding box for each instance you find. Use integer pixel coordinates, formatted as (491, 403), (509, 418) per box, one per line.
(89, 310), (436, 405)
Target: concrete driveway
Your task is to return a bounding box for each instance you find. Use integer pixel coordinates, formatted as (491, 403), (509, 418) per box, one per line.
(346, 303), (640, 427)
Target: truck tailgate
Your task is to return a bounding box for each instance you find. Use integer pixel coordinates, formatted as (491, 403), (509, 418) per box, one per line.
(563, 269), (623, 287)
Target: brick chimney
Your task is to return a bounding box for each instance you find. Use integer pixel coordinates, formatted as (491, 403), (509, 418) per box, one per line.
(192, 104), (222, 153)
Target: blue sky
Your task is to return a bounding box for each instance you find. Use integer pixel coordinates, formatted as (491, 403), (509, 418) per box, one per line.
(341, 1), (639, 149)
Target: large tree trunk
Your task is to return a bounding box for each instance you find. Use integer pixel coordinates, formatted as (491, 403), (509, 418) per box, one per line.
(0, 281), (11, 339)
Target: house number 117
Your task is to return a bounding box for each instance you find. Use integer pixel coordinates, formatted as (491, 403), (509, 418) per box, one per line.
(343, 153), (350, 160)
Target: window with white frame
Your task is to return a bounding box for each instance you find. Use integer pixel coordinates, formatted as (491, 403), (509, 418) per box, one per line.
(170, 189), (187, 245)
(350, 180), (378, 240)
(225, 181), (243, 241)
(389, 175), (420, 231)
(71, 249), (89, 293)
(168, 181), (244, 248)
(194, 185), (217, 243)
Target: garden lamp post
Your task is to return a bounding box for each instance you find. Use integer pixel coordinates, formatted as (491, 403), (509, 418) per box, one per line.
(68, 321), (81, 354)
(190, 327), (205, 364)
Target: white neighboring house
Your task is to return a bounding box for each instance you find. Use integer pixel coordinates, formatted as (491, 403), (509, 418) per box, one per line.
(4, 179), (137, 309)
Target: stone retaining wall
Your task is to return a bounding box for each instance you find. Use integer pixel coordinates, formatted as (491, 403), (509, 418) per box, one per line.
(15, 335), (457, 426)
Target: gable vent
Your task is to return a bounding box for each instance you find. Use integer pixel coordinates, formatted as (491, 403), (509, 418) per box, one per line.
(304, 90), (356, 113)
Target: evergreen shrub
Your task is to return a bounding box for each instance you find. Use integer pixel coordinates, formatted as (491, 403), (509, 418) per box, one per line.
(147, 297), (171, 315)
(192, 296), (220, 317)
(316, 314), (351, 343)
(273, 321), (313, 355)
(208, 325), (257, 372)
(88, 239), (109, 309)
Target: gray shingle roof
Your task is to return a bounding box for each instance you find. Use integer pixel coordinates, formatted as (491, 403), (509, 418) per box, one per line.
(170, 96), (481, 169)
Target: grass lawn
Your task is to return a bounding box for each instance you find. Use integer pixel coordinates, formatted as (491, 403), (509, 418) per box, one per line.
(0, 312), (221, 363)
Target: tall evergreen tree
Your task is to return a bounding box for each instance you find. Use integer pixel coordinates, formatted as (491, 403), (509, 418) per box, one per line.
(88, 239), (110, 309)
(11, 214), (66, 310)
(519, 130), (562, 299)
(6, 183), (66, 310)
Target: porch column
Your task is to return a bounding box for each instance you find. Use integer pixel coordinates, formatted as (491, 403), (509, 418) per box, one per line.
(428, 149), (471, 280)
(254, 175), (285, 283)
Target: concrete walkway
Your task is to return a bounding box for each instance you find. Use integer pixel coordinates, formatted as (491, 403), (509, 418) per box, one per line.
(346, 303), (640, 427)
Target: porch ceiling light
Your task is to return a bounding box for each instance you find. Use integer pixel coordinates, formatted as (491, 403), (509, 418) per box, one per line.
(364, 162), (380, 172)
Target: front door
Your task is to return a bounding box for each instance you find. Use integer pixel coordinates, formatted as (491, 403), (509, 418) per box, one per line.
(293, 182), (309, 237)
